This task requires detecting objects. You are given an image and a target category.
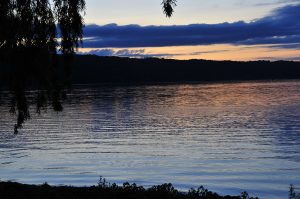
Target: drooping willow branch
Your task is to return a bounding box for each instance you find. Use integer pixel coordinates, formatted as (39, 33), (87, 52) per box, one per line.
(0, 0), (176, 133)
(162, 0), (177, 17)
(0, 0), (86, 133)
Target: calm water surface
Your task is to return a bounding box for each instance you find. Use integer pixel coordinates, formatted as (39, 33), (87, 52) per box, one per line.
(1, 81), (300, 198)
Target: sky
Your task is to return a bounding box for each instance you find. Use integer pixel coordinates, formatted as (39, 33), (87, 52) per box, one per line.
(79, 0), (300, 61)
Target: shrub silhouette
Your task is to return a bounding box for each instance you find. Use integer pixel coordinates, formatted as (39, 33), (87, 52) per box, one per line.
(0, 180), (260, 199)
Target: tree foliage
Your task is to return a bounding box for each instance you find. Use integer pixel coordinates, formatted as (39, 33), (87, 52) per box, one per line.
(0, 0), (86, 133)
(0, 0), (175, 58)
(0, 0), (176, 133)
(0, 0), (85, 56)
(162, 0), (177, 17)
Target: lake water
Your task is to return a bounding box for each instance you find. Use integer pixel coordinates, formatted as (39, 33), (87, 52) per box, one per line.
(1, 80), (300, 198)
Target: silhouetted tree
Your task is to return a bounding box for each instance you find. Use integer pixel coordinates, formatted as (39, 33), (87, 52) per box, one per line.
(0, 0), (85, 133)
(0, 0), (177, 133)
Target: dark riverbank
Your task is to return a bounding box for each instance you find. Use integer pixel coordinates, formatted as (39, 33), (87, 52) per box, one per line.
(0, 181), (258, 199)
(70, 56), (300, 85)
(1, 55), (300, 86)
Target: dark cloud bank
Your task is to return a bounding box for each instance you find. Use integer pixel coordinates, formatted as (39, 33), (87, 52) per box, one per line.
(82, 4), (300, 49)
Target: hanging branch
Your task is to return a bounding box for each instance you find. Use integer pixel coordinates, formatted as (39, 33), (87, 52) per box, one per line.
(162, 0), (177, 17)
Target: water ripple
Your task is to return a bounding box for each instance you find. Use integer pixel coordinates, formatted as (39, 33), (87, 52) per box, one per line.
(1, 80), (300, 199)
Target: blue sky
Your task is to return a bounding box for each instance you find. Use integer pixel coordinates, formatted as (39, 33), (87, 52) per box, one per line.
(85, 0), (299, 25)
(80, 0), (300, 61)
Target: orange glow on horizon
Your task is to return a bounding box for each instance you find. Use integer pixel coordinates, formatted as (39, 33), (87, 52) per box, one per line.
(79, 44), (300, 61)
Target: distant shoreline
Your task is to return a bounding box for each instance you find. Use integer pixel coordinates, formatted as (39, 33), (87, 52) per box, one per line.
(71, 56), (300, 85)
(1, 78), (300, 91)
(1, 55), (300, 87)
(70, 78), (300, 88)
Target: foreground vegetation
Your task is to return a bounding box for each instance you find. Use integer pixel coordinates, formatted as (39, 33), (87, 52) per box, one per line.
(0, 178), (259, 199)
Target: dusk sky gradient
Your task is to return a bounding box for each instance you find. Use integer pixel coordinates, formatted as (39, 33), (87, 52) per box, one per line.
(80, 0), (300, 61)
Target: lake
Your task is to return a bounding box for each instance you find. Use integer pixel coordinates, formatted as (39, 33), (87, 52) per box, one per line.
(1, 80), (300, 198)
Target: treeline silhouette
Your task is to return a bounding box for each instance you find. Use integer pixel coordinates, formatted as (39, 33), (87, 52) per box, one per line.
(0, 180), (259, 199)
(2, 55), (300, 86)
(60, 55), (300, 84)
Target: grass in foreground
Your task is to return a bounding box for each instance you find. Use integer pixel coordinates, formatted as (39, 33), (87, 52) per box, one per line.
(0, 178), (259, 199)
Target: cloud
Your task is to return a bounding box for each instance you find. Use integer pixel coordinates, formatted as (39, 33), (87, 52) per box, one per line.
(257, 56), (300, 61)
(255, 0), (300, 6)
(80, 49), (179, 58)
(82, 4), (300, 49)
(263, 43), (300, 49)
(79, 48), (233, 58)
(80, 48), (235, 58)
(190, 50), (230, 55)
